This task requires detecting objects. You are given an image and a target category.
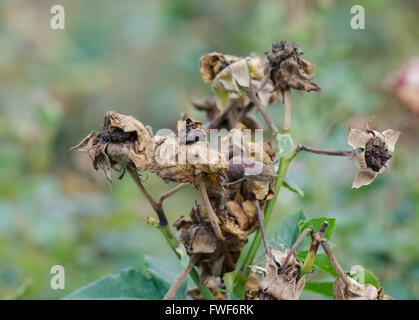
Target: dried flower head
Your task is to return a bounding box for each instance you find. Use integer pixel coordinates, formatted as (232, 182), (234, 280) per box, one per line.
(71, 111), (227, 186)
(200, 52), (278, 110)
(348, 127), (401, 188)
(262, 40), (321, 93)
(249, 248), (306, 300)
(333, 273), (392, 300)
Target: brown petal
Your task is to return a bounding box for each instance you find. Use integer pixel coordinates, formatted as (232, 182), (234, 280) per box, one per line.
(347, 128), (370, 149)
(199, 52), (239, 83)
(333, 275), (379, 300)
(70, 131), (100, 152)
(352, 170), (377, 188)
(382, 129), (401, 152)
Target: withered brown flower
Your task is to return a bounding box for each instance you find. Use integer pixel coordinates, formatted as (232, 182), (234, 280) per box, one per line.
(249, 248), (306, 300)
(71, 111), (227, 186)
(348, 127), (401, 188)
(261, 40), (321, 93)
(333, 272), (393, 300)
(200, 52), (279, 110)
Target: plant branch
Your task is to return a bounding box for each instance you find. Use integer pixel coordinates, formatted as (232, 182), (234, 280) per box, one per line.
(204, 99), (237, 130)
(239, 146), (300, 274)
(198, 176), (235, 270)
(280, 227), (312, 274)
(298, 145), (355, 157)
(127, 166), (214, 300)
(283, 89), (291, 133)
(319, 237), (351, 286)
(164, 255), (199, 300)
(245, 88), (279, 138)
(299, 222), (328, 279)
(127, 166), (168, 226)
(158, 183), (188, 207)
(255, 200), (271, 256)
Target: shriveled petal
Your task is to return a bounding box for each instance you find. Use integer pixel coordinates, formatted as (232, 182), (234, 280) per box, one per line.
(347, 128), (370, 149)
(249, 265), (267, 276)
(382, 129), (401, 152)
(231, 58), (251, 88)
(70, 131), (99, 152)
(214, 68), (238, 92)
(199, 52), (239, 83)
(352, 170), (377, 188)
(351, 152), (367, 170)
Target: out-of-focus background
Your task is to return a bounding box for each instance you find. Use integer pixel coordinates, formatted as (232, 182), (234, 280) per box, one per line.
(0, 0), (418, 299)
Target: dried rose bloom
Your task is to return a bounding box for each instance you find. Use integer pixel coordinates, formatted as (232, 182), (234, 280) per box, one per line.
(348, 127), (401, 188)
(71, 111), (227, 186)
(200, 52), (241, 84)
(261, 40), (321, 93)
(248, 248), (306, 300)
(175, 129), (276, 287)
(200, 52), (279, 110)
(334, 272), (392, 300)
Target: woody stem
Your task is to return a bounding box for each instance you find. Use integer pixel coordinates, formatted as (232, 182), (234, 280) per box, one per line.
(319, 237), (351, 286)
(246, 88), (280, 138)
(198, 176), (235, 270)
(283, 89), (291, 133)
(127, 166), (214, 299)
(127, 166), (168, 226)
(163, 255), (199, 300)
(299, 222), (329, 280)
(280, 227), (312, 274)
(255, 200), (271, 256)
(298, 145), (355, 157)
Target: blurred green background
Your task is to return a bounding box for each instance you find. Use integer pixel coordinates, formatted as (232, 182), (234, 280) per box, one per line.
(0, 0), (418, 299)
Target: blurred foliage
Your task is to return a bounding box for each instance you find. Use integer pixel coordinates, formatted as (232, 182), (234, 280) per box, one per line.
(0, 0), (418, 299)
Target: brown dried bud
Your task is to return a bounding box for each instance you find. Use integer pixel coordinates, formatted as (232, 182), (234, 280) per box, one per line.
(262, 40), (321, 93)
(249, 248), (306, 300)
(333, 275), (381, 300)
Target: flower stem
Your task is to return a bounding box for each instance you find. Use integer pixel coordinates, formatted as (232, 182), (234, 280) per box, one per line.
(239, 146), (300, 275)
(283, 89), (291, 133)
(299, 222), (329, 280)
(299, 145), (355, 157)
(319, 237), (351, 286)
(164, 255), (199, 300)
(128, 167), (214, 300)
(280, 227), (312, 274)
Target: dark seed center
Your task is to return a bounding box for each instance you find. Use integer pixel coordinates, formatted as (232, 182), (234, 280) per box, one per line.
(364, 137), (391, 172)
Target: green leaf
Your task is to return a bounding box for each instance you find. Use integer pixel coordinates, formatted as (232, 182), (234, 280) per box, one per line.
(223, 271), (237, 299)
(273, 134), (294, 163)
(349, 266), (380, 288)
(283, 177), (304, 197)
(304, 282), (334, 298)
(64, 268), (186, 300)
(233, 273), (247, 300)
(299, 217), (336, 240)
(297, 252), (338, 277)
(272, 209), (308, 251)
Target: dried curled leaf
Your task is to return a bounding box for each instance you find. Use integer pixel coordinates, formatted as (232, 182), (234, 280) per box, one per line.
(249, 248), (306, 300)
(262, 40), (321, 93)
